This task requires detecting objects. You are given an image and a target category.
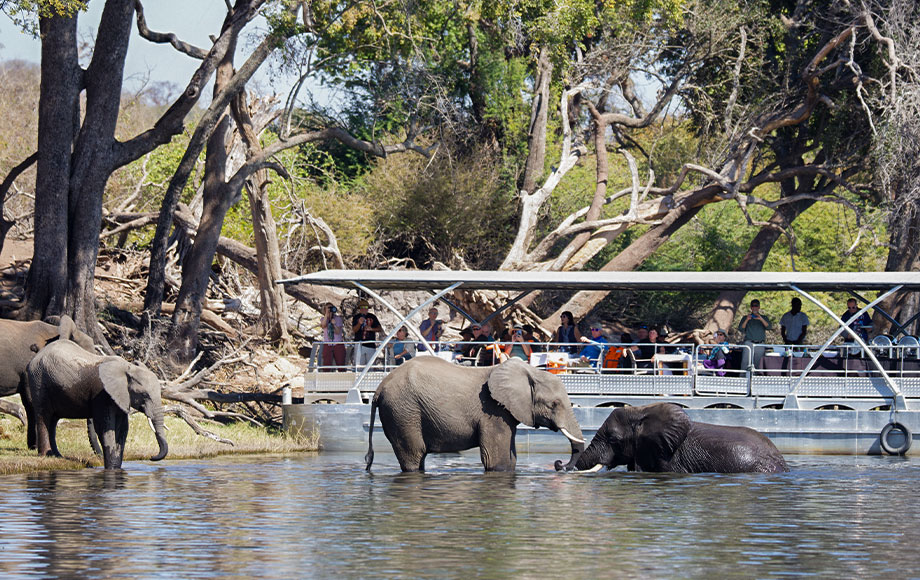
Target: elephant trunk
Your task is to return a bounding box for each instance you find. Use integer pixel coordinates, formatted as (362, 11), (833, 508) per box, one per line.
(566, 438), (607, 472)
(554, 417), (585, 471)
(146, 405), (168, 462)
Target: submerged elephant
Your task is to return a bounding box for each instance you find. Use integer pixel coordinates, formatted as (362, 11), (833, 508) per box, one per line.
(559, 402), (788, 474)
(27, 339), (168, 469)
(0, 316), (96, 448)
(366, 357), (585, 472)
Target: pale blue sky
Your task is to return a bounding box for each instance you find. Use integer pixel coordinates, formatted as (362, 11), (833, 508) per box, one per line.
(0, 1), (307, 102)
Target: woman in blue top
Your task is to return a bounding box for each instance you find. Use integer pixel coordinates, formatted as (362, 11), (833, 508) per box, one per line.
(389, 327), (416, 366)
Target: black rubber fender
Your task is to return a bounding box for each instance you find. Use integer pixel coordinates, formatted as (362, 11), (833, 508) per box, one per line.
(880, 422), (912, 455)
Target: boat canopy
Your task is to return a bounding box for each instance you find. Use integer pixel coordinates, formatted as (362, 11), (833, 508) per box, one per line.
(279, 270), (920, 293)
(279, 269), (920, 407)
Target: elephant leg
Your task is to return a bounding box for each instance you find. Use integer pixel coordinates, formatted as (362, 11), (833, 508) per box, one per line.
(19, 383), (37, 450)
(480, 425), (516, 472)
(48, 419), (62, 457)
(86, 419), (103, 456)
(390, 437), (427, 472)
(94, 404), (128, 469)
(32, 401), (55, 457)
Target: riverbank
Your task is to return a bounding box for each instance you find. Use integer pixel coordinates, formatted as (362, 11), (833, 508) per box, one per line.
(0, 411), (318, 475)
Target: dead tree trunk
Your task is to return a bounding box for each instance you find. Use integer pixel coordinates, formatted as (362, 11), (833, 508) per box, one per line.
(231, 93), (290, 346)
(168, 44), (238, 366)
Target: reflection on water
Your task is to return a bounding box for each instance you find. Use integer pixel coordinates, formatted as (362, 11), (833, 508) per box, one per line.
(2, 452), (920, 578)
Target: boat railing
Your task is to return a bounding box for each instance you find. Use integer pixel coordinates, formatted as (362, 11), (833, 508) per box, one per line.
(303, 339), (920, 407)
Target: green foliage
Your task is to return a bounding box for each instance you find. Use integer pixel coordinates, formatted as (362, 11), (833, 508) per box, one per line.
(2, 0), (87, 34)
(360, 144), (516, 268)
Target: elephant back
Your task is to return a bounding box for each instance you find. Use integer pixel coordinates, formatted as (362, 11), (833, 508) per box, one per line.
(29, 339), (103, 386)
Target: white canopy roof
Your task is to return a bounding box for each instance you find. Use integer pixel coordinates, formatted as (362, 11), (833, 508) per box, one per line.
(278, 269), (920, 293)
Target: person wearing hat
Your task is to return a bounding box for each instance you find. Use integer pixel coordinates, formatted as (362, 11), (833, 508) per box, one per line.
(455, 323), (483, 365)
(503, 325), (533, 362)
(352, 299), (383, 368)
(699, 329), (730, 376)
(578, 322), (609, 368)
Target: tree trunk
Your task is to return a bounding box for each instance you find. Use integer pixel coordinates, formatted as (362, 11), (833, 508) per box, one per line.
(546, 188), (717, 324)
(521, 48), (551, 195)
(705, 198), (817, 335)
(246, 173), (290, 343)
(25, 0), (134, 345)
(167, 40), (238, 365)
(24, 13), (80, 320)
(65, 0), (135, 340)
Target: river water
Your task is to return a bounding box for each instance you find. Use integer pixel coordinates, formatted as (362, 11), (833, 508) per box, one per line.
(1, 452), (918, 579)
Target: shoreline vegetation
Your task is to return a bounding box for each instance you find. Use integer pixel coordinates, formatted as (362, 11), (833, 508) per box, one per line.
(0, 410), (318, 476)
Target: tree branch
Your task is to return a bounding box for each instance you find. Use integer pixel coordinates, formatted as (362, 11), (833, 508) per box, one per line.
(134, 0), (209, 59)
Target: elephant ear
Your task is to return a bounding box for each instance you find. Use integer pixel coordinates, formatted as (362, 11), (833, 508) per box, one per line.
(486, 358), (534, 426)
(98, 359), (131, 415)
(635, 403), (691, 460)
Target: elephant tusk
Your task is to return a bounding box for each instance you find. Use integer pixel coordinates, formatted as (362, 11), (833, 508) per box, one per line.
(582, 464), (604, 473)
(560, 428), (585, 445)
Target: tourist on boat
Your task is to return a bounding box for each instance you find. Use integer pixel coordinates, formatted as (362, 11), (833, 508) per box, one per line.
(578, 323), (609, 367)
(698, 329), (730, 376)
(320, 302), (346, 371)
(503, 326), (533, 362)
(633, 327), (666, 369)
(739, 299), (772, 370)
(841, 298), (872, 342)
(419, 307), (444, 352)
(352, 299), (383, 368)
(477, 322), (500, 366)
(454, 324), (482, 365)
(780, 297), (809, 345)
(552, 311), (583, 353)
(388, 326), (416, 366)
(635, 324), (649, 343)
(522, 324), (544, 352)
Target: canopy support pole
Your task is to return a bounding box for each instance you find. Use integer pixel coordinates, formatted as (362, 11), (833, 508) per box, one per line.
(346, 281), (463, 403)
(785, 284), (905, 410)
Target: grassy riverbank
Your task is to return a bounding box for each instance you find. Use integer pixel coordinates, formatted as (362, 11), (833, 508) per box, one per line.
(0, 407), (317, 475)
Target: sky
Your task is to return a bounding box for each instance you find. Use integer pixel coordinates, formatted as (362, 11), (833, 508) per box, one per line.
(0, 1), (308, 103)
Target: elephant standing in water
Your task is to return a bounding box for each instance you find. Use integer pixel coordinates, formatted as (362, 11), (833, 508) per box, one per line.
(27, 339), (168, 469)
(559, 402), (788, 474)
(366, 357), (585, 472)
(0, 316), (96, 448)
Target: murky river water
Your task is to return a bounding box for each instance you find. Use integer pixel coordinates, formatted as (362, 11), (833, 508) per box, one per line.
(1, 452), (918, 578)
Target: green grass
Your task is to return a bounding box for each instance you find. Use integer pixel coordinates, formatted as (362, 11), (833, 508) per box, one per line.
(0, 408), (318, 475)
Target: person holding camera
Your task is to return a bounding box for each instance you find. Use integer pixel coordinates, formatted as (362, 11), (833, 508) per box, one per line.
(352, 299), (383, 368)
(738, 298), (772, 370)
(320, 303), (346, 371)
(419, 307), (444, 353)
(503, 325), (533, 362)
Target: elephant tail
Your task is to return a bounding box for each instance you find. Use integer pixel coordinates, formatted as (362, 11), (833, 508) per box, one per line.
(365, 398), (378, 471)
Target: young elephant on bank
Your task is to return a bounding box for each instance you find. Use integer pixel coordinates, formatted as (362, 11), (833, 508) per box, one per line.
(27, 339), (168, 469)
(366, 357), (585, 472)
(0, 316), (96, 449)
(560, 402), (788, 474)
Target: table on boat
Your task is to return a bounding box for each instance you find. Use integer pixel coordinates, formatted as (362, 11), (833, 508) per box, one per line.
(654, 353), (692, 375)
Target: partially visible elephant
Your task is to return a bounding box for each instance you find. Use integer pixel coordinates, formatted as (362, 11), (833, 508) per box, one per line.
(27, 339), (168, 469)
(0, 316), (96, 448)
(365, 357), (585, 472)
(560, 402), (788, 474)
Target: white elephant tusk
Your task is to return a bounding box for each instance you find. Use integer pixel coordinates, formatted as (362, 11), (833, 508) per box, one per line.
(582, 464), (604, 473)
(560, 428), (585, 445)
